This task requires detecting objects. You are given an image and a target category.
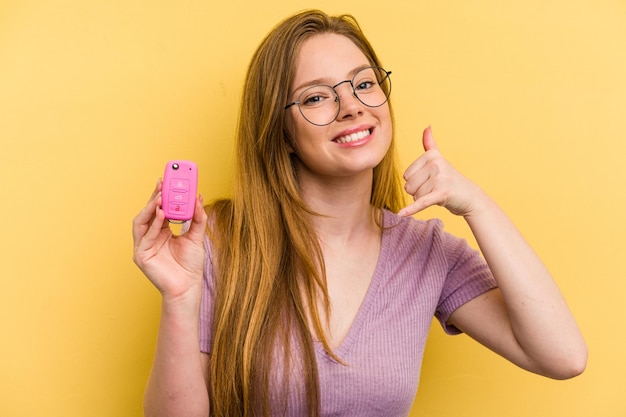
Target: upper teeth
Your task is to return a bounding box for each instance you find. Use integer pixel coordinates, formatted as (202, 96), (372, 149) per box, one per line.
(336, 129), (370, 144)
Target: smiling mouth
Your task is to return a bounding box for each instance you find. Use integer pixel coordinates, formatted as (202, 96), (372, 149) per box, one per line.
(335, 129), (371, 144)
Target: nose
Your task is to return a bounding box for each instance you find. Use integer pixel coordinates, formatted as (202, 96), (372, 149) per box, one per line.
(334, 81), (363, 120)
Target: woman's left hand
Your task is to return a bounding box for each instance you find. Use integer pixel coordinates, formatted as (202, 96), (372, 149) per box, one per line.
(398, 126), (485, 218)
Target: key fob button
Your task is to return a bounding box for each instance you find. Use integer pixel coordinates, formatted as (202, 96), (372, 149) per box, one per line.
(170, 179), (189, 192)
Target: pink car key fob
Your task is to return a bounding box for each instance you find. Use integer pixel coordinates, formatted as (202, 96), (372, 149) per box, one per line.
(161, 160), (198, 223)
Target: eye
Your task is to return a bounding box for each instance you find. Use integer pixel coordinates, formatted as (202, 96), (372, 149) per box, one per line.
(300, 86), (335, 107)
(353, 67), (383, 93)
(302, 95), (324, 105)
(354, 79), (376, 91)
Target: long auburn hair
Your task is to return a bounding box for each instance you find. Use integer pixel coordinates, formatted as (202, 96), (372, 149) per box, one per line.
(206, 9), (406, 417)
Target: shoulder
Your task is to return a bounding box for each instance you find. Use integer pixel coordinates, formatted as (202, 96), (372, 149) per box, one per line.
(382, 209), (446, 247)
(381, 209), (475, 266)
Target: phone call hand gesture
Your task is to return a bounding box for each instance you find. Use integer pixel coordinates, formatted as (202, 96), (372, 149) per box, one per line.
(398, 127), (486, 218)
(132, 180), (209, 301)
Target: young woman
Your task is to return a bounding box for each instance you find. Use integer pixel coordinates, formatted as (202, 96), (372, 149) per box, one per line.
(132, 9), (587, 417)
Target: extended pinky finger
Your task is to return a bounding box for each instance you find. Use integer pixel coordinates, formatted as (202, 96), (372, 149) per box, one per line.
(397, 194), (441, 217)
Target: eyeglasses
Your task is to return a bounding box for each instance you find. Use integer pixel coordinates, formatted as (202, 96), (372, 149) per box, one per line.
(284, 66), (392, 126)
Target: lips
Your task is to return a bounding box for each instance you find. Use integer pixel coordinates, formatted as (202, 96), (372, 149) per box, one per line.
(334, 128), (371, 144)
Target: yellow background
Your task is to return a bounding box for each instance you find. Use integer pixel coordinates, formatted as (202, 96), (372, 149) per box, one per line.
(1, 0), (624, 416)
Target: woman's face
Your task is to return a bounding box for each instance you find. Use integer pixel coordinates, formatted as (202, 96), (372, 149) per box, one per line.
(284, 33), (392, 181)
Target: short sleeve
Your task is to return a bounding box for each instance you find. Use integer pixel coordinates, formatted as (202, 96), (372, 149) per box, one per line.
(198, 234), (215, 353)
(434, 232), (497, 335)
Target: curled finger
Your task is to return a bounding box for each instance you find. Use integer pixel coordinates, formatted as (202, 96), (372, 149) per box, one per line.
(136, 203), (168, 252)
(146, 178), (162, 203)
(132, 190), (163, 244)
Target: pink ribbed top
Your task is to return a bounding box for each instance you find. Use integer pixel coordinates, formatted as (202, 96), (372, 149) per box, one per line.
(199, 210), (496, 416)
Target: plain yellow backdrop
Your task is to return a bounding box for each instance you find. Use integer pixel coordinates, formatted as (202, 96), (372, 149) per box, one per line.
(1, 0), (624, 416)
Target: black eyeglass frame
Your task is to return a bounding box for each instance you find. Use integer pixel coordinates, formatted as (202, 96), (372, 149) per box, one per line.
(284, 66), (392, 126)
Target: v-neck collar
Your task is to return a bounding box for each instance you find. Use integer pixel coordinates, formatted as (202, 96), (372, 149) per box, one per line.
(315, 210), (393, 361)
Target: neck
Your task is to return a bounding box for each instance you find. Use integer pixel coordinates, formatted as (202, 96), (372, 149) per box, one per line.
(298, 169), (379, 243)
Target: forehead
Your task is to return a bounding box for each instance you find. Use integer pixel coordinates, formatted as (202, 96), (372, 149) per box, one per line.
(292, 33), (371, 84)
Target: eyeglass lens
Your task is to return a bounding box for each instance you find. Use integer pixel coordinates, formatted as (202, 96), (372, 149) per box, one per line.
(296, 67), (391, 126)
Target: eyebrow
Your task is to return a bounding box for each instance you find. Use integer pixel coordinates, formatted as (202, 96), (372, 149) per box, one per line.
(290, 64), (372, 97)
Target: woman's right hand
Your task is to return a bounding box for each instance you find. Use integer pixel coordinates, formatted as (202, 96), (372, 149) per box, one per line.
(132, 179), (209, 301)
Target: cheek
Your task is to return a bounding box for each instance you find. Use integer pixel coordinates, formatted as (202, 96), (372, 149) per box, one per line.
(377, 107), (393, 143)
(284, 114), (321, 154)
